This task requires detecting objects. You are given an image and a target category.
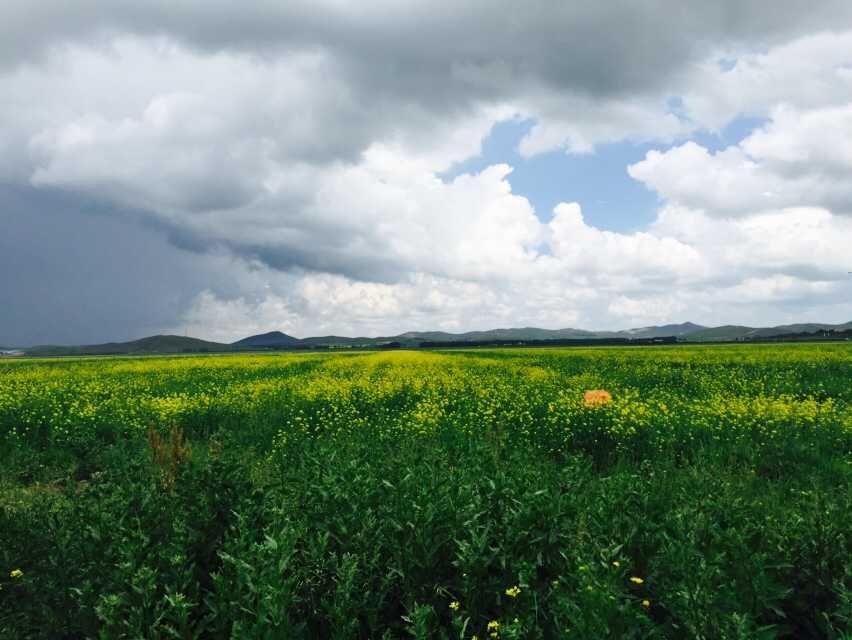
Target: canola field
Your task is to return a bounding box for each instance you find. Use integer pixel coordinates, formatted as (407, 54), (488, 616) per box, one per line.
(1, 345), (851, 639)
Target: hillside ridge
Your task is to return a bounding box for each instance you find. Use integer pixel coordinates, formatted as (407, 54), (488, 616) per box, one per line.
(8, 320), (850, 355)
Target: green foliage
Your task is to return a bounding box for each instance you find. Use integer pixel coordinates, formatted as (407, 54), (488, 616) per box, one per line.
(0, 345), (850, 638)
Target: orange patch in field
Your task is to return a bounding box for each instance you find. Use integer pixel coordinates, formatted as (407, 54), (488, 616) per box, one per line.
(583, 389), (612, 407)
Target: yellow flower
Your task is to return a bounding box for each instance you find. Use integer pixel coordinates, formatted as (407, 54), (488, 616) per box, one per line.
(612, 561), (620, 568)
(487, 620), (500, 630)
(642, 599), (651, 608)
(630, 576), (644, 584)
(10, 569), (23, 579)
(449, 600), (460, 611)
(505, 585), (521, 597)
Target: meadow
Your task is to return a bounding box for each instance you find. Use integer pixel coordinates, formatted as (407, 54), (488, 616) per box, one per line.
(1, 345), (850, 639)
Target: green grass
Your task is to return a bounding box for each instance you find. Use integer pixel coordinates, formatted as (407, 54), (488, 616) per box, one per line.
(1, 345), (850, 638)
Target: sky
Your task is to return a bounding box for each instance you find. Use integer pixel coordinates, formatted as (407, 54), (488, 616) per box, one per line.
(3, 1), (852, 345)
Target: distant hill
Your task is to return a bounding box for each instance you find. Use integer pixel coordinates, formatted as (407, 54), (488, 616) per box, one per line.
(750, 322), (852, 337)
(298, 335), (384, 347)
(12, 320), (851, 356)
(26, 335), (231, 356)
(683, 325), (755, 341)
(616, 322), (707, 339)
(248, 321), (850, 347)
(454, 327), (597, 341)
(295, 328), (601, 348)
(389, 327), (599, 345)
(233, 331), (301, 349)
(685, 321), (852, 342)
(392, 324), (706, 343)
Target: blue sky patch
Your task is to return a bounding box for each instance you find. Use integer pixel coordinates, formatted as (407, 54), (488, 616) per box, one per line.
(443, 114), (766, 232)
(442, 119), (660, 231)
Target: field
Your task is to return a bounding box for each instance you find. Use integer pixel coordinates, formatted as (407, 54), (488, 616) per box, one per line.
(1, 345), (851, 639)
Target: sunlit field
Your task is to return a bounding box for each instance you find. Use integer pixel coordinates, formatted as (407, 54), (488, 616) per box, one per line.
(1, 345), (851, 638)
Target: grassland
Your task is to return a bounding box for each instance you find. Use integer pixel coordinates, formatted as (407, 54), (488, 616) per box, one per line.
(1, 345), (850, 638)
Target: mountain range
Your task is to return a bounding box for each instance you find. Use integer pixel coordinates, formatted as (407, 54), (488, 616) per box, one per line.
(6, 320), (850, 356)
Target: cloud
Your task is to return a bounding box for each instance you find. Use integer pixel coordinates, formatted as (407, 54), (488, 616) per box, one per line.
(517, 95), (691, 156)
(171, 201), (852, 342)
(547, 202), (705, 280)
(629, 103), (852, 215)
(682, 31), (852, 129)
(3, 5), (852, 344)
(0, 185), (251, 346)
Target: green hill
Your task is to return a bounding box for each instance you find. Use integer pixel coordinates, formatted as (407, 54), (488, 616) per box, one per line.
(27, 335), (231, 356)
(684, 325), (756, 341)
(232, 331), (301, 349)
(17, 320), (852, 357)
(686, 321), (852, 342)
(616, 322), (707, 339)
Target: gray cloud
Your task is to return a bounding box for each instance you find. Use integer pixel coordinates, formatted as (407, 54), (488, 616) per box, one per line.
(0, 185), (251, 346)
(5, 2), (852, 90)
(4, 3), (852, 344)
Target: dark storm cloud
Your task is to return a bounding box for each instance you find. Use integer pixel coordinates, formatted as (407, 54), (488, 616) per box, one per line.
(0, 185), (247, 346)
(4, 1), (852, 98)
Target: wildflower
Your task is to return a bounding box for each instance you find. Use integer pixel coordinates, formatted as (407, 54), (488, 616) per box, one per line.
(449, 600), (460, 611)
(505, 585), (521, 597)
(487, 620), (500, 631)
(642, 599), (651, 608)
(630, 576), (644, 584)
(583, 389), (612, 408)
(10, 569), (23, 579)
(612, 561), (620, 568)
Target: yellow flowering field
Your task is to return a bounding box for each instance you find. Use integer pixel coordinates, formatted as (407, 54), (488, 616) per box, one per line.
(1, 344), (850, 638)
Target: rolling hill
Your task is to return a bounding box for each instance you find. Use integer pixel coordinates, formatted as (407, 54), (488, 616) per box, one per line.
(11, 320), (851, 356)
(232, 331), (301, 349)
(618, 322), (707, 339)
(26, 335), (231, 356)
(684, 321), (852, 342)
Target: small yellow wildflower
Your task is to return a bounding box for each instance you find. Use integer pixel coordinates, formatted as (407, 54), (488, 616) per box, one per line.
(630, 576), (644, 584)
(642, 599), (651, 608)
(449, 600), (460, 611)
(9, 569), (23, 579)
(505, 585), (521, 597)
(487, 620), (500, 631)
(612, 561), (620, 568)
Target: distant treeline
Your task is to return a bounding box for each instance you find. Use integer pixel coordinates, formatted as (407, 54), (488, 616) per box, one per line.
(19, 329), (849, 358)
(241, 331), (850, 352)
(417, 337), (679, 348)
(741, 329), (850, 343)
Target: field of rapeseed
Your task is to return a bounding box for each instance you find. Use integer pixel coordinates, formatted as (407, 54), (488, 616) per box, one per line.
(1, 345), (850, 638)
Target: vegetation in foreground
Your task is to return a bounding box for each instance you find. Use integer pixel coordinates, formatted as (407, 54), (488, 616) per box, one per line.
(1, 345), (851, 639)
